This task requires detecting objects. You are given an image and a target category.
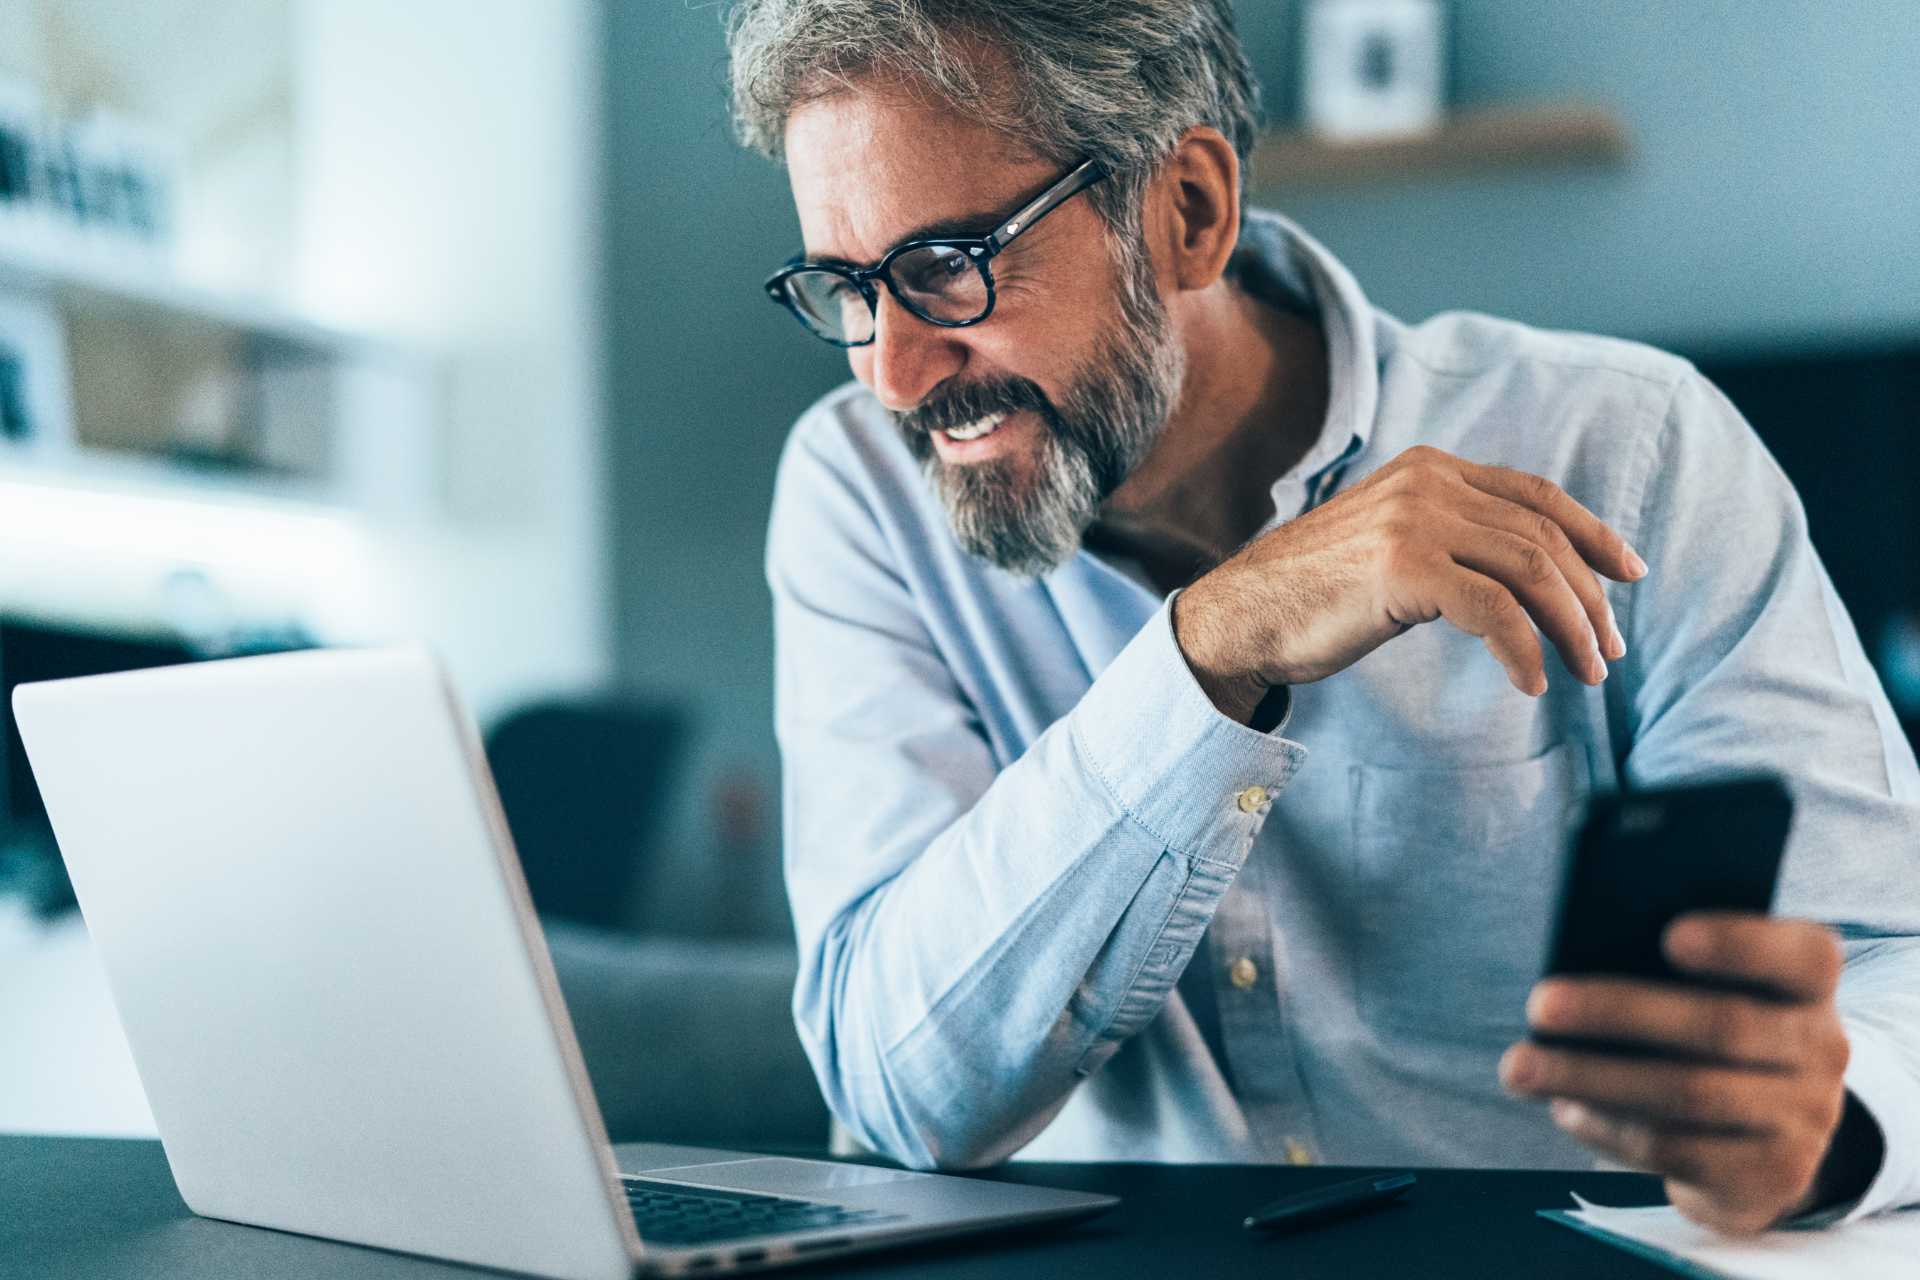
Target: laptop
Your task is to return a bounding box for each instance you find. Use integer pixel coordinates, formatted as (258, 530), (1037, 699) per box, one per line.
(12, 646), (1116, 1278)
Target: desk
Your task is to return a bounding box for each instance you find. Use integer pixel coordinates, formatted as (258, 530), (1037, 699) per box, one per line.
(1, 1134), (1678, 1278)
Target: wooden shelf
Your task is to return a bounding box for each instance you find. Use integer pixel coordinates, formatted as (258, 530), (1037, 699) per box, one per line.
(1250, 102), (1631, 194)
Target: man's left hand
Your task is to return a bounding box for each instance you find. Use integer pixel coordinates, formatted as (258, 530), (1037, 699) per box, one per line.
(1500, 912), (1855, 1234)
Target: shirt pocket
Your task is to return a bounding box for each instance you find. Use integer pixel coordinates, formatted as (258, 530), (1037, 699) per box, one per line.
(1348, 741), (1588, 1044)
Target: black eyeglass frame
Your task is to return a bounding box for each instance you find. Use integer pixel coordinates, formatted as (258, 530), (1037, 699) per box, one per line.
(763, 158), (1110, 348)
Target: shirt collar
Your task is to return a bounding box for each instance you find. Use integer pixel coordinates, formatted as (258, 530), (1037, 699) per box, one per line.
(1229, 209), (1381, 508)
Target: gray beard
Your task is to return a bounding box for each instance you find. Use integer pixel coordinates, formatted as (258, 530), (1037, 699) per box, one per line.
(896, 256), (1186, 578)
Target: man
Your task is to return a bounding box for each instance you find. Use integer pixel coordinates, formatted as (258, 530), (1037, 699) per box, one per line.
(730, 0), (1920, 1233)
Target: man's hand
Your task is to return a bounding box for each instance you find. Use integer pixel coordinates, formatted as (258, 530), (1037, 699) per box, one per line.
(1172, 446), (1647, 723)
(1500, 913), (1867, 1235)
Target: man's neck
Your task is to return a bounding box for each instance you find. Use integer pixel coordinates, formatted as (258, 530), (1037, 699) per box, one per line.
(1086, 282), (1330, 595)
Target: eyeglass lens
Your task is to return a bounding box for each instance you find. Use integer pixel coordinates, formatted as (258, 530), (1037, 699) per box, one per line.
(782, 242), (988, 344)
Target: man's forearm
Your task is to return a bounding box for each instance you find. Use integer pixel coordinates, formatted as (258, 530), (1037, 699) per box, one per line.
(786, 603), (1305, 1168)
(796, 790), (1234, 1167)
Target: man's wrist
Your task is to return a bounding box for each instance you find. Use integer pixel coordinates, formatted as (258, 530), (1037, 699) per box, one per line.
(1172, 582), (1269, 725)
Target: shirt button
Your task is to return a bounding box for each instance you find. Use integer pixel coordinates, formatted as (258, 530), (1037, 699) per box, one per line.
(1284, 1138), (1315, 1166)
(1235, 786), (1269, 813)
(1229, 956), (1259, 990)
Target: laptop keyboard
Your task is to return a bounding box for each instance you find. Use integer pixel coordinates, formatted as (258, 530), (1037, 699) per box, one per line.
(621, 1177), (905, 1246)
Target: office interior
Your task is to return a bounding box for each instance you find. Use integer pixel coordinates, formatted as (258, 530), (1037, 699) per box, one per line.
(1, 0), (1916, 1180)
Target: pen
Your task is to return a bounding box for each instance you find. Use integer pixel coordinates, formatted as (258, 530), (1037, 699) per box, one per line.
(1242, 1171), (1417, 1234)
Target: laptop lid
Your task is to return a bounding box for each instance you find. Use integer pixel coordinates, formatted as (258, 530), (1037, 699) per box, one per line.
(14, 647), (641, 1280)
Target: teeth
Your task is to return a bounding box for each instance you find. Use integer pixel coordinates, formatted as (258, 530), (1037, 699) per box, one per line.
(943, 413), (1007, 442)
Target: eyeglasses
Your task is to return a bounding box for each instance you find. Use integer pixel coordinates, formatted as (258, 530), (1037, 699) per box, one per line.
(764, 159), (1109, 348)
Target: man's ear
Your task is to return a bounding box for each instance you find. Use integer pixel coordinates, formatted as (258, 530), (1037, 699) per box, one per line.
(1151, 126), (1243, 293)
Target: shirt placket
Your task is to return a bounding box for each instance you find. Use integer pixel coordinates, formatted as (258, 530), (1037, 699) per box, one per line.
(1206, 788), (1324, 1166)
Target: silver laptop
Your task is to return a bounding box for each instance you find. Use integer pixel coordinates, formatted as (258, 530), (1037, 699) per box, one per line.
(13, 646), (1115, 1278)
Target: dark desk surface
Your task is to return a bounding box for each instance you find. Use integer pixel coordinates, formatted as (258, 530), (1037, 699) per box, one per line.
(0, 1134), (1679, 1279)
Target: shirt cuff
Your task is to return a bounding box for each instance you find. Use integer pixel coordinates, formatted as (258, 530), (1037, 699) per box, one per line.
(1069, 595), (1307, 864)
(1829, 1020), (1919, 1222)
(1249, 684), (1293, 734)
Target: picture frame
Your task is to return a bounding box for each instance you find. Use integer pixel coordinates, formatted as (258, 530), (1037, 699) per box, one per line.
(1303, 0), (1448, 142)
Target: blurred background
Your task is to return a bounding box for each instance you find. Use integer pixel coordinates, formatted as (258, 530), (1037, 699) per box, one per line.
(0, 0), (1914, 1152)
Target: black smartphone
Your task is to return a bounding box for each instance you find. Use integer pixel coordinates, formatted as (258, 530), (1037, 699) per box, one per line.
(1536, 776), (1794, 1049)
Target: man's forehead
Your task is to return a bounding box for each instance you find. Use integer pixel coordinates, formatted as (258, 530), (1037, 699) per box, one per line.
(783, 90), (1055, 262)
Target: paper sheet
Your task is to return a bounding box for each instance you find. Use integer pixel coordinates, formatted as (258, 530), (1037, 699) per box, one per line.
(1540, 1194), (1920, 1279)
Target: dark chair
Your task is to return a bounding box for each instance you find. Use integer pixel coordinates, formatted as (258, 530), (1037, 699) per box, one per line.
(484, 698), (687, 930)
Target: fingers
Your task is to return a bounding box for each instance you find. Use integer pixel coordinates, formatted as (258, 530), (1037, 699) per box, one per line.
(1457, 460), (1648, 585)
(1504, 923), (1854, 1239)
(1549, 1101), (1818, 1235)
(1442, 516), (1610, 685)
(1449, 483), (1626, 663)
(1426, 566), (1546, 696)
(1665, 914), (1846, 1004)
(1501, 1041), (1786, 1131)
(1527, 976), (1830, 1071)
(1367, 448), (1640, 694)
(1551, 1100), (1761, 1187)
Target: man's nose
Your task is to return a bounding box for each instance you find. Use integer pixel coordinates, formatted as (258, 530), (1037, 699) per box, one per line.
(857, 291), (965, 414)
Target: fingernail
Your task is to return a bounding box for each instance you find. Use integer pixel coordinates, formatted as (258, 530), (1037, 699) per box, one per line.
(1552, 1099), (1590, 1130)
(1605, 602), (1626, 660)
(1501, 1046), (1538, 1091)
(1626, 548), (1649, 579)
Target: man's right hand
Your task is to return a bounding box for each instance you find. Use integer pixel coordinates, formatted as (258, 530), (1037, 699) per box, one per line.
(1172, 445), (1648, 723)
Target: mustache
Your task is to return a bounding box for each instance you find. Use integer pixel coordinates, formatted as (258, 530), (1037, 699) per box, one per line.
(894, 377), (1057, 439)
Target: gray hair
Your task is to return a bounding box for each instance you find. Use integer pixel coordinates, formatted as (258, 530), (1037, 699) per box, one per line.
(725, 0), (1261, 257)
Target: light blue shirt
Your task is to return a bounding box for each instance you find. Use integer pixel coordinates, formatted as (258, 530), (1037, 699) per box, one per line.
(766, 211), (1920, 1219)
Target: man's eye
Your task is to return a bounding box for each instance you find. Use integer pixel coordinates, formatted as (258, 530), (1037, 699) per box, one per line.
(898, 249), (971, 293)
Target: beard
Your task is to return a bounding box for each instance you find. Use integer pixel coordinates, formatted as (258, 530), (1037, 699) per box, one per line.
(892, 244), (1186, 577)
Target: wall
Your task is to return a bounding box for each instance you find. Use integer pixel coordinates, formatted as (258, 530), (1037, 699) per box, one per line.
(1267, 0), (1920, 349)
(602, 1), (1920, 890)
(293, 0), (612, 720)
(604, 0), (845, 927)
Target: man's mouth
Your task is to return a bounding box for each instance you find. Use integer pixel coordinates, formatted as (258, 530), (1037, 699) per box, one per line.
(939, 412), (1008, 443)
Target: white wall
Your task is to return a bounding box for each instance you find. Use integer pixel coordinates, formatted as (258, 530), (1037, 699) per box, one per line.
(292, 0), (611, 720)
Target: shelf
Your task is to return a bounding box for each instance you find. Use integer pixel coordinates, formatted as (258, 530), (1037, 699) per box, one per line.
(0, 224), (439, 518)
(0, 220), (384, 355)
(0, 449), (378, 646)
(1250, 102), (1631, 194)
(0, 446), (339, 512)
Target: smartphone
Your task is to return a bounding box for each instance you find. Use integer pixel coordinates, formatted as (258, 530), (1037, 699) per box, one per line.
(1536, 775), (1793, 1049)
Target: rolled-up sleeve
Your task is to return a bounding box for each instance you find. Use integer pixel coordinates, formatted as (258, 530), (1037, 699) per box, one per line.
(768, 423), (1304, 1169)
(1612, 370), (1920, 1218)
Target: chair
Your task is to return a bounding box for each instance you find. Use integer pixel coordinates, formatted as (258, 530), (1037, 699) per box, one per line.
(483, 698), (686, 930)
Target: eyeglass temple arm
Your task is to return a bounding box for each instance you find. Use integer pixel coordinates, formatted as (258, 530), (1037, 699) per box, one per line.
(984, 160), (1108, 255)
